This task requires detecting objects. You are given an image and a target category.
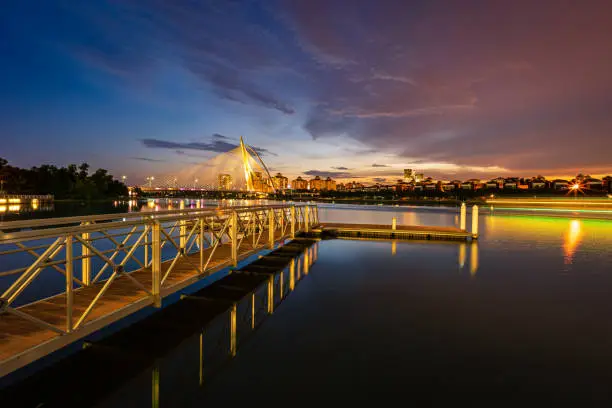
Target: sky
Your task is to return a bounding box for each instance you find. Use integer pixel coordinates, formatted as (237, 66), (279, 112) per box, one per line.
(2, 0), (612, 185)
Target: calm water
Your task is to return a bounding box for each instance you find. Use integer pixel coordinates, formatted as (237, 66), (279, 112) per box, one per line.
(3, 203), (612, 405)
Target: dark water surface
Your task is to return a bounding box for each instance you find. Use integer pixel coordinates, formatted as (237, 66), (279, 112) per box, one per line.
(3, 202), (612, 405)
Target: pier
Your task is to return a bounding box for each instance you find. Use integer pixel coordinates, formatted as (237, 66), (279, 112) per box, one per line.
(0, 203), (318, 378)
(312, 203), (479, 241)
(0, 202), (477, 380)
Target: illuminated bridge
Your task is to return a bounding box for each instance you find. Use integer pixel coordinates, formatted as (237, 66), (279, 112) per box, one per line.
(139, 137), (279, 193)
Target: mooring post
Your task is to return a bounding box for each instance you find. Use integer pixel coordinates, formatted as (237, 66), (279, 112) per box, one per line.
(460, 203), (467, 230)
(268, 208), (275, 249)
(81, 222), (91, 286)
(290, 205), (296, 238)
(472, 205), (479, 238)
(151, 221), (162, 307)
(230, 211), (238, 266)
(392, 217), (397, 230)
(179, 200), (186, 253)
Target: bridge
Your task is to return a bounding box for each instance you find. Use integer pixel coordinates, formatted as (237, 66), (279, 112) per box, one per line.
(0, 203), (318, 379)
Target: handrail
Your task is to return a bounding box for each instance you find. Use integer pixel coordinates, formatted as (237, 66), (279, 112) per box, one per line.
(0, 203), (310, 232)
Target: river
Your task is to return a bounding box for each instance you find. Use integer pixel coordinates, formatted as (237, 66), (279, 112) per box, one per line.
(2, 200), (612, 405)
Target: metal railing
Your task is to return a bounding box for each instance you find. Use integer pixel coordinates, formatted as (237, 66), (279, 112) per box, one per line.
(0, 203), (318, 377)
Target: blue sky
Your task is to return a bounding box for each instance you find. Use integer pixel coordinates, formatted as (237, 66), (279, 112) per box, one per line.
(2, 0), (612, 185)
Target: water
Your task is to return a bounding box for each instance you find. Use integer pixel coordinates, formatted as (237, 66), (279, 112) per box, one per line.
(3, 203), (612, 404)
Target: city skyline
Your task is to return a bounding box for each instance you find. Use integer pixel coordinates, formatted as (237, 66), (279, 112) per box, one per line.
(2, 1), (612, 183)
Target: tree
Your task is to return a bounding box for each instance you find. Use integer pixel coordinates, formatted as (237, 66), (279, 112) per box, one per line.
(78, 163), (90, 180)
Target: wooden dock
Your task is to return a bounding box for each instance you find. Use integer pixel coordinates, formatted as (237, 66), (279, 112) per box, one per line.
(311, 223), (476, 241)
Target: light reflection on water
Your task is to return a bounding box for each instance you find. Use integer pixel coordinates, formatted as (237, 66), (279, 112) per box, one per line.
(3, 202), (612, 404)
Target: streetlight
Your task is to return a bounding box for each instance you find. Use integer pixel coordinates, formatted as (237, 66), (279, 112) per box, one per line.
(121, 175), (127, 185)
(194, 178), (198, 189)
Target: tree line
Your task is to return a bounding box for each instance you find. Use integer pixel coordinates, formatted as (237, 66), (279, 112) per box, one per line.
(0, 158), (128, 200)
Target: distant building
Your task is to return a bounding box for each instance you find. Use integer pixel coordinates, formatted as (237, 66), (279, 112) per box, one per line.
(309, 176), (326, 191)
(414, 173), (424, 183)
(583, 177), (604, 190)
(218, 174), (233, 190)
(552, 179), (570, 190)
(272, 173), (288, 190)
(325, 177), (337, 191)
(403, 169), (414, 182)
(292, 176), (308, 190)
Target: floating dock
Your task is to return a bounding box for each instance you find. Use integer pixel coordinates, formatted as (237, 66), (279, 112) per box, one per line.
(311, 223), (476, 241)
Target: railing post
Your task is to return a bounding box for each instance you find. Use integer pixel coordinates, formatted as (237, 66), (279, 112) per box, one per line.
(268, 208), (275, 249)
(460, 203), (466, 230)
(304, 206), (310, 233)
(81, 223), (91, 286)
(152, 221), (162, 307)
(144, 224), (150, 267)
(472, 205), (479, 238)
(230, 211), (238, 267)
(290, 205), (296, 238)
(179, 200), (186, 253)
(65, 235), (73, 333)
(199, 217), (205, 273)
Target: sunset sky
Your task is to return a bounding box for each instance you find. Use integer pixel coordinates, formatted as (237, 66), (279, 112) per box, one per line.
(2, 0), (612, 185)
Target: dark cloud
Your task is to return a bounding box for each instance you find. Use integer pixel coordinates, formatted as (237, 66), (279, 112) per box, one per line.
(332, 166), (350, 170)
(131, 157), (165, 162)
(372, 177), (387, 183)
(372, 164), (389, 168)
(212, 133), (233, 140)
(141, 135), (275, 156)
(303, 170), (353, 178)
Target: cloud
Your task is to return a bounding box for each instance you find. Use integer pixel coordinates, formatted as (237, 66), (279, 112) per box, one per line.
(332, 166), (350, 170)
(131, 157), (165, 162)
(303, 170), (353, 178)
(212, 133), (233, 140)
(372, 164), (389, 168)
(141, 135), (275, 156)
(372, 177), (387, 183)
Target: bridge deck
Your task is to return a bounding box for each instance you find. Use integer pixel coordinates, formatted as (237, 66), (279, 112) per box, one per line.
(0, 230), (287, 371)
(313, 223), (474, 240)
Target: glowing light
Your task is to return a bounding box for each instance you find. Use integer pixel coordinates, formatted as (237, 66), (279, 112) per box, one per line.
(571, 183), (580, 190)
(8, 198), (20, 203)
(563, 220), (583, 264)
(0, 206), (6, 212)
(0, 199), (6, 204)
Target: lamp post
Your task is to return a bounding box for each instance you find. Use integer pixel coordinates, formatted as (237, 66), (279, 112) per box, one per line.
(194, 178), (198, 190)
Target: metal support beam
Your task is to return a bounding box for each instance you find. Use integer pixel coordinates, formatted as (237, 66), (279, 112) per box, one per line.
(230, 211), (238, 267)
(268, 208), (275, 249)
(81, 223), (91, 286)
(179, 200), (187, 252)
(151, 222), (162, 307)
(65, 235), (73, 332)
(290, 205), (296, 238)
(304, 206), (310, 233)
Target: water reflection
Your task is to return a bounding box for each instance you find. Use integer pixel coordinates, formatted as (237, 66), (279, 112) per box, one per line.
(470, 242), (479, 277)
(563, 220), (583, 264)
